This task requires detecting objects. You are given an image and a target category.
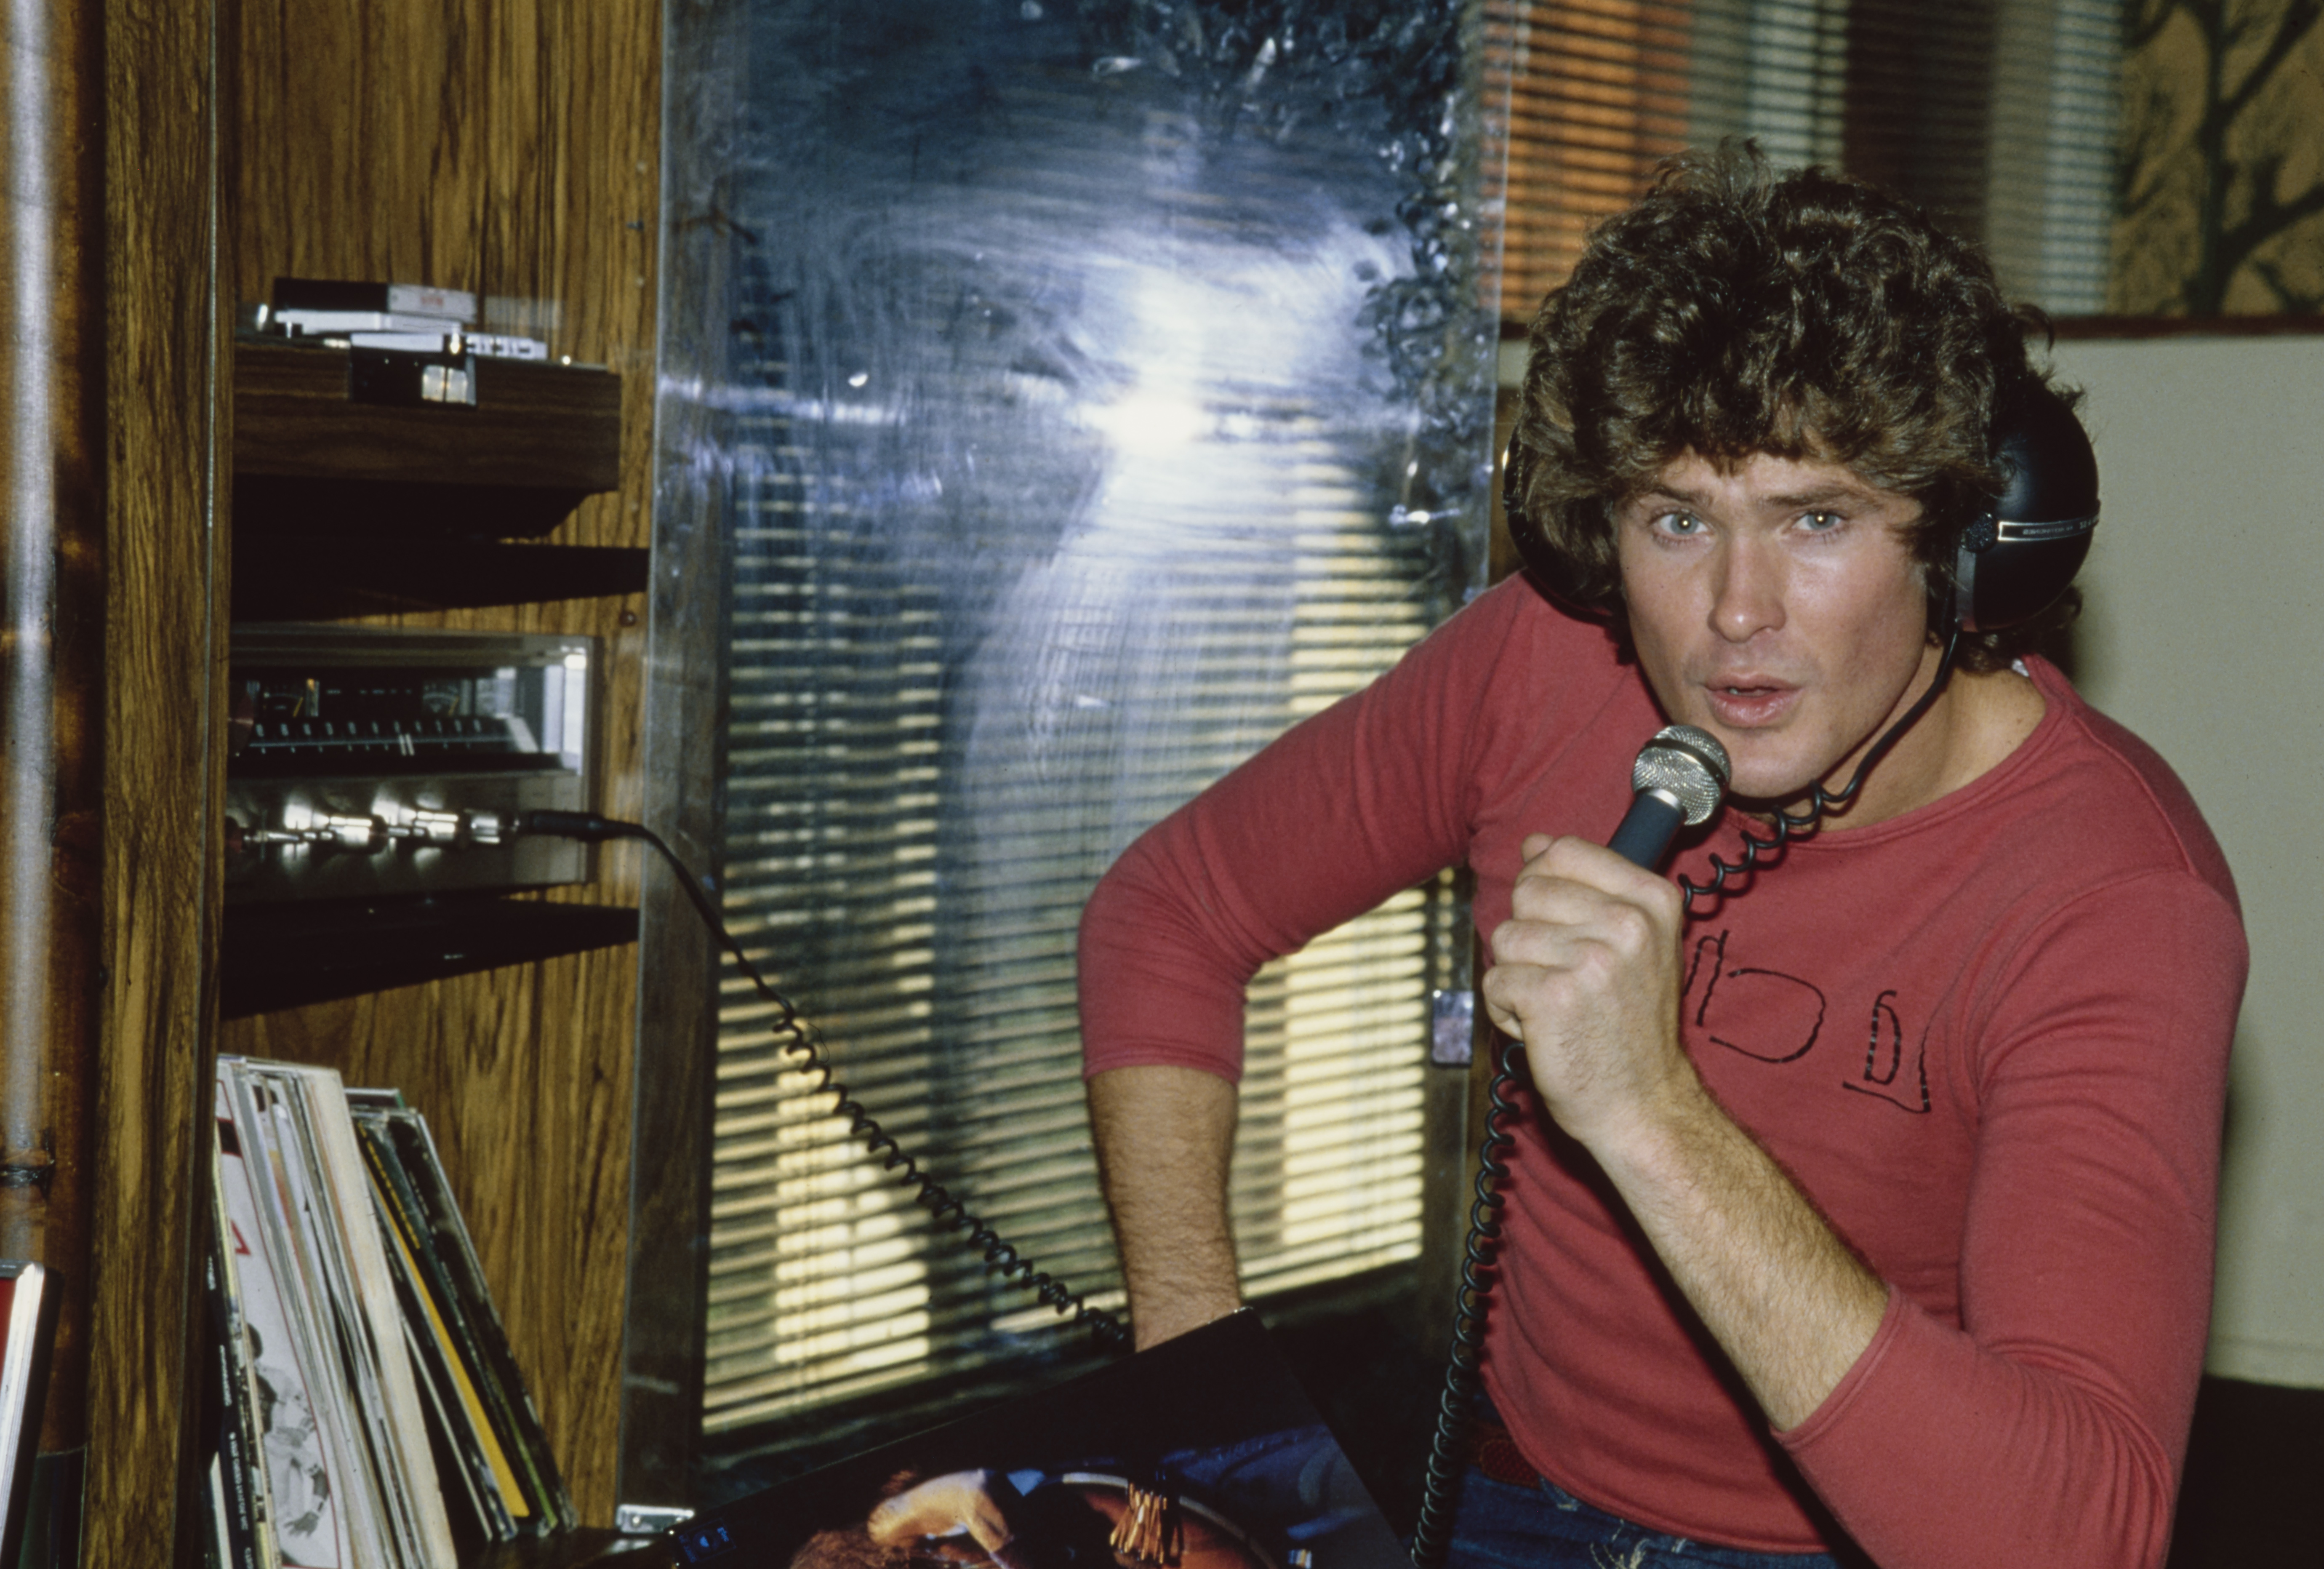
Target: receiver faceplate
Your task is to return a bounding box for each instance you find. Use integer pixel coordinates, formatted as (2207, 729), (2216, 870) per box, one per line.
(225, 625), (600, 904)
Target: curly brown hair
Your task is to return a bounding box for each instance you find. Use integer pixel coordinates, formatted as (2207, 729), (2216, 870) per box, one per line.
(1506, 144), (2076, 671)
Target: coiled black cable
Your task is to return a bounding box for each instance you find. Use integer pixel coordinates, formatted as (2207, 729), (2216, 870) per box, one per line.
(521, 810), (1133, 1355)
(1407, 1038), (1526, 1569)
(1675, 624), (1962, 910)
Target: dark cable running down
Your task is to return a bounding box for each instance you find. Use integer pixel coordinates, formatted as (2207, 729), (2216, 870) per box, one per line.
(518, 809), (1133, 1355)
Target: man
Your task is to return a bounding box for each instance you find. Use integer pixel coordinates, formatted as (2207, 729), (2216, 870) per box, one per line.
(1075, 150), (2245, 1568)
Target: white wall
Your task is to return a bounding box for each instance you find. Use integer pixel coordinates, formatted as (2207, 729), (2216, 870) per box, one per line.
(2048, 334), (2324, 1388)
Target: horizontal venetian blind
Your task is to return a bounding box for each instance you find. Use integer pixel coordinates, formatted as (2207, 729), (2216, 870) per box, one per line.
(1484, 0), (1698, 318)
(1487, 0), (2120, 322)
(702, 400), (1451, 1432)
(696, 27), (1479, 1434)
(1988, 0), (2120, 312)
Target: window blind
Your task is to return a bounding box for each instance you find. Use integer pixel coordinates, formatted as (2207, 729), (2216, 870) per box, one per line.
(1485, 0), (2121, 323)
(702, 422), (1453, 1431)
(1987, 0), (2120, 312)
(701, 364), (1459, 1431)
(1484, 1), (1699, 319)
(694, 5), (1490, 1444)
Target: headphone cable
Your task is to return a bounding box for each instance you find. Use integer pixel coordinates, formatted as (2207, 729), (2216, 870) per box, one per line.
(519, 810), (1133, 1355)
(1676, 622), (1963, 910)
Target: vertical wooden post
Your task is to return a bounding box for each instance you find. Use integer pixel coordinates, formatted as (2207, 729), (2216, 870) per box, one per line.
(93, 0), (224, 1559)
(1, 0), (108, 1547)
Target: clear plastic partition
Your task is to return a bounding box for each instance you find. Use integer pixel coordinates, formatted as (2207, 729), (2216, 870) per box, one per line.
(637, 0), (1500, 1496)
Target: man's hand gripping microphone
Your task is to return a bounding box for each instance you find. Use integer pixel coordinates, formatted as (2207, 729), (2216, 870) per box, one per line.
(1487, 724), (1730, 1059)
(1607, 724), (1731, 869)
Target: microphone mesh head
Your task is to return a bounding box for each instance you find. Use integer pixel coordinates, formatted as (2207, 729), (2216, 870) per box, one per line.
(1633, 724), (1731, 826)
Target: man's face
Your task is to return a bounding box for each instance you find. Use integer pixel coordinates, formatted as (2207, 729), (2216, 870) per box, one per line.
(1615, 450), (1938, 805)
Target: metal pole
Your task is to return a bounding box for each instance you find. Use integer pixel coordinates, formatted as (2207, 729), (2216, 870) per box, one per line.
(2, 0), (107, 1556)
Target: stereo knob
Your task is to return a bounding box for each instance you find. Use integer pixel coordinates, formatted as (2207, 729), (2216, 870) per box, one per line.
(404, 809), (466, 846)
(312, 814), (388, 854)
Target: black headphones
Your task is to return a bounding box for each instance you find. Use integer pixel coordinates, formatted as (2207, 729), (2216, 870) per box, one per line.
(1501, 381), (2099, 635)
(1951, 382), (2100, 633)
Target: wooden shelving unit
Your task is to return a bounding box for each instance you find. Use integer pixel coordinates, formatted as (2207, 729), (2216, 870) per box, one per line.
(78, 6), (669, 1562)
(221, 895), (642, 1020)
(234, 340), (622, 494)
(223, 342), (647, 1019)
(217, 333), (656, 1562)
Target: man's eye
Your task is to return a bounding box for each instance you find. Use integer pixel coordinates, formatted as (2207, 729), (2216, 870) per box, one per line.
(1797, 510), (1844, 532)
(1653, 511), (1704, 536)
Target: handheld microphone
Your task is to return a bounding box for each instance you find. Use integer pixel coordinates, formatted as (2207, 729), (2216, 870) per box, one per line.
(1607, 724), (1731, 869)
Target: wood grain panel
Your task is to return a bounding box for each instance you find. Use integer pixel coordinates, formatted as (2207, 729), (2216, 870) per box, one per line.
(220, 0), (663, 1527)
(91, 0), (224, 1561)
(234, 344), (622, 490)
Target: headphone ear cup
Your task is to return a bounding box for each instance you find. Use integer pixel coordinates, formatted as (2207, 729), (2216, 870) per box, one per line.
(1956, 383), (2100, 633)
(1502, 428), (1601, 611)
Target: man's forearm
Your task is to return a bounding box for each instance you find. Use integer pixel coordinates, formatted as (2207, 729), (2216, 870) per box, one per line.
(1086, 1064), (1243, 1350)
(1484, 833), (1887, 1431)
(1588, 1081), (1889, 1431)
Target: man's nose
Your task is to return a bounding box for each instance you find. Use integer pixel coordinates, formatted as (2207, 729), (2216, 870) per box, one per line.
(1711, 538), (1787, 643)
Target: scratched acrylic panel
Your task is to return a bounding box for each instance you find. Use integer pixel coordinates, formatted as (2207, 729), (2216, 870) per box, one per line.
(655, 0), (1500, 1455)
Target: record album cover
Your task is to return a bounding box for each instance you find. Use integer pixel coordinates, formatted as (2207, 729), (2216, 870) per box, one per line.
(671, 1312), (1405, 1569)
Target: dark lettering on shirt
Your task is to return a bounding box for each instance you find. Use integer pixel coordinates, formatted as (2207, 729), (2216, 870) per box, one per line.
(1842, 987), (1931, 1114)
(1683, 928), (1824, 1065)
(1682, 932), (1934, 1115)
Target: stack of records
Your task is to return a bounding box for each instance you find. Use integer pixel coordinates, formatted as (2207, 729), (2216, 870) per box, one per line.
(346, 1088), (577, 1547)
(208, 1057), (575, 1569)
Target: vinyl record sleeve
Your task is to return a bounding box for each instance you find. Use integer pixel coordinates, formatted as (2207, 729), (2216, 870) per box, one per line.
(669, 1312), (1407, 1569)
(276, 1065), (460, 1568)
(204, 1137), (282, 1569)
(216, 1070), (358, 1569)
(353, 1118), (521, 1545)
(365, 1103), (576, 1533)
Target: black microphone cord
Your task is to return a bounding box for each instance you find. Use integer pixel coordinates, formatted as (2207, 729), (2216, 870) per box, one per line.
(1407, 1035), (1527, 1567)
(519, 810), (1133, 1355)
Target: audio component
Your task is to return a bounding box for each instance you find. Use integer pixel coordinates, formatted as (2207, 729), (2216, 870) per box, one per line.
(224, 625), (600, 905)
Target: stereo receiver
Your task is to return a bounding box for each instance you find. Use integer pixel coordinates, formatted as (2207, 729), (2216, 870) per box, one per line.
(224, 625), (600, 905)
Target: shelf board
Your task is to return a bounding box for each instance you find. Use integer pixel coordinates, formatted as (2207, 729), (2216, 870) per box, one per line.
(231, 538), (649, 619)
(233, 340), (623, 538)
(222, 893), (639, 1019)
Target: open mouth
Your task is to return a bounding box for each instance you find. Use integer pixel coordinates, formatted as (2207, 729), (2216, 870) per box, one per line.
(1706, 682), (1797, 725)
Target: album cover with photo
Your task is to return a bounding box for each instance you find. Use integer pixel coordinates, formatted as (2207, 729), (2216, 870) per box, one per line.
(670, 1311), (1406, 1569)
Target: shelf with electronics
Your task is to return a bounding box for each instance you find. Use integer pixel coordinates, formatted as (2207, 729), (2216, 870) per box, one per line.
(224, 334), (647, 1019)
(232, 336), (646, 618)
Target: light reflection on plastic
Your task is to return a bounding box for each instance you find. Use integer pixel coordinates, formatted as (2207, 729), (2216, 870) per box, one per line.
(1080, 387), (1207, 458)
(665, 0), (1498, 1432)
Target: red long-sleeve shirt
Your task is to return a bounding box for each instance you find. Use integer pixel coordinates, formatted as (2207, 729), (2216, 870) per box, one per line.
(1079, 576), (2245, 1567)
